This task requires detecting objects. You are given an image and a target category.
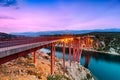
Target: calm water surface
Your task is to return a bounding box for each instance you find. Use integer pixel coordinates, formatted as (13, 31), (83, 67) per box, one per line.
(41, 49), (120, 80)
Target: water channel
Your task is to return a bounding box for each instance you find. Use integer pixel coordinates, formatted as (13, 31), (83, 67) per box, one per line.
(41, 48), (120, 80)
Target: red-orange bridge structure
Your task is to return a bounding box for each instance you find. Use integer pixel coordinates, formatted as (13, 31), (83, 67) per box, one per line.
(0, 36), (94, 74)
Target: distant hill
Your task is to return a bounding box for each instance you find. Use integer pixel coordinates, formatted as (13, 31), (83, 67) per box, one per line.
(0, 32), (26, 41)
(79, 32), (120, 54)
(11, 28), (120, 37)
(0, 32), (16, 38)
(11, 30), (91, 37)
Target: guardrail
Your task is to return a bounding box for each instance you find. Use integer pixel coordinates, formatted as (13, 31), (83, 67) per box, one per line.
(0, 36), (63, 48)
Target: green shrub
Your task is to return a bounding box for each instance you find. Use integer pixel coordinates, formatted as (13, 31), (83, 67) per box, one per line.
(47, 74), (71, 80)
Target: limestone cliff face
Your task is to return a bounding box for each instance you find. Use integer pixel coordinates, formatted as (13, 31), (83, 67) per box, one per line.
(0, 50), (94, 80)
(88, 32), (120, 54)
(94, 37), (120, 54)
(65, 62), (94, 80)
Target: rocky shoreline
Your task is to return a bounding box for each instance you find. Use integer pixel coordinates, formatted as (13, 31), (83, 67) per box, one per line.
(47, 46), (120, 57)
(0, 50), (94, 80)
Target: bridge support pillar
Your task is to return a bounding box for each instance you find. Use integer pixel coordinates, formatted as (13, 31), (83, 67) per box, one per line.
(50, 43), (55, 75)
(53, 44), (56, 65)
(78, 48), (82, 63)
(78, 39), (82, 63)
(63, 42), (66, 74)
(33, 51), (36, 65)
(72, 38), (83, 64)
(73, 39), (77, 62)
(68, 41), (72, 66)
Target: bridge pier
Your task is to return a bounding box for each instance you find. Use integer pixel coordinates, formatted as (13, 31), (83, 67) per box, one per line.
(53, 44), (56, 65)
(78, 48), (82, 63)
(73, 41), (76, 62)
(72, 38), (83, 64)
(78, 39), (83, 63)
(50, 43), (56, 75)
(33, 51), (36, 65)
(77, 39), (80, 63)
(73, 39), (79, 63)
(62, 42), (66, 74)
(68, 41), (72, 66)
(50, 37), (91, 75)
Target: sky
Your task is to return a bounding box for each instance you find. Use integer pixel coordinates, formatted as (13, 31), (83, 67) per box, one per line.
(0, 0), (120, 33)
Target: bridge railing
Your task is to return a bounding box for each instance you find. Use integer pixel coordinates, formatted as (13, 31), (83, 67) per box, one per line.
(0, 36), (63, 48)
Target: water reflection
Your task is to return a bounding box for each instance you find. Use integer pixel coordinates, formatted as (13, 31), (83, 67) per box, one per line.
(42, 48), (120, 80)
(82, 50), (120, 65)
(81, 50), (120, 80)
(84, 53), (91, 68)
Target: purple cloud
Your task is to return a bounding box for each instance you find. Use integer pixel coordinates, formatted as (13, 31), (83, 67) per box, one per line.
(0, 15), (16, 19)
(0, 0), (120, 33)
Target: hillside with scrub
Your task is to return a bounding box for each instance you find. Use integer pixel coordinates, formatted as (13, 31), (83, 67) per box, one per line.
(79, 32), (120, 54)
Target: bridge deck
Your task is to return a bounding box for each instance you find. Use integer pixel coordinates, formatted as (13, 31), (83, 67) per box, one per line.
(0, 40), (57, 58)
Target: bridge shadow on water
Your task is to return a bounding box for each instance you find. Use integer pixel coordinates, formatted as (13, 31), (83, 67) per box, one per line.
(43, 48), (120, 80)
(82, 50), (120, 66)
(81, 51), (120, 80)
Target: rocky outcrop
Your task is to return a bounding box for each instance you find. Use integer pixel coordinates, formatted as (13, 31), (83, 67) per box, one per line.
(65, 62), (94, 80)
(0, 50), (94, 80)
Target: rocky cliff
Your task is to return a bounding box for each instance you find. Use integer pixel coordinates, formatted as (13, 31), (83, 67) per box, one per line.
(0, 50), (94, 80)
(80, 32), (120, 54)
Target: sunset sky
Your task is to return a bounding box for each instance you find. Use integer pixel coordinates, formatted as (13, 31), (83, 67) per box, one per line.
(0, 0), (120, 33)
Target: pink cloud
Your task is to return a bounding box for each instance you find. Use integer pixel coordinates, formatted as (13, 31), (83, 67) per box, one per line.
(0, 1), (120, 33)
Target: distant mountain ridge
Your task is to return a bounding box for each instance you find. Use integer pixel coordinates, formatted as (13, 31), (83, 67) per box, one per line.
(11, 28), (120, 37)
(0, 32), (16, 38)
(0, 32), (27, 41)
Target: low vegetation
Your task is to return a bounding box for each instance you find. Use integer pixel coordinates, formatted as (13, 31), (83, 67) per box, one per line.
(47, 75), (71, 80)
(78, 32), (120, 54)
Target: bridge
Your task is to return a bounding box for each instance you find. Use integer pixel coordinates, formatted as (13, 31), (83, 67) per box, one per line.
(0, 35), (94, 74)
